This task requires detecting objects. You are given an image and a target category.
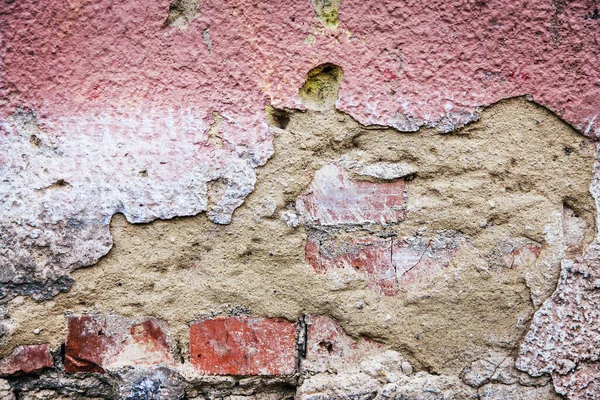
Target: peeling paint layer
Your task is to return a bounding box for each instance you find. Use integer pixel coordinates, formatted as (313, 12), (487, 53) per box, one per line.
(1, 0), (599, 302)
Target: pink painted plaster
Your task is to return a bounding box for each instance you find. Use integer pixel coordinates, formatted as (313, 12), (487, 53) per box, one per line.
(1, 0), (598, 135)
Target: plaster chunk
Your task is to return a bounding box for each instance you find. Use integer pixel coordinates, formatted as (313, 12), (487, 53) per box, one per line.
(356, 162), (418, 181)
(516, 243), (600, 399)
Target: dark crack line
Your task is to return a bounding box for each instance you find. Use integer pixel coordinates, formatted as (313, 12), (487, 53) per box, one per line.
(393, 239), (433, 283)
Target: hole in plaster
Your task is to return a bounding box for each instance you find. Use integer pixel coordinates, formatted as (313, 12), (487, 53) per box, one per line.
(164, 0), (200, 29)
(299, 63), (343, 111)
(318, 340), (334, 353)
(29, 135), (41, 147)
(272, 109), (291, 129)
(311, 0), (342, 29)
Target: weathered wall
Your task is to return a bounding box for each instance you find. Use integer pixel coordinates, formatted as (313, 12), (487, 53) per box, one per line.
(0, 1), (599, 399)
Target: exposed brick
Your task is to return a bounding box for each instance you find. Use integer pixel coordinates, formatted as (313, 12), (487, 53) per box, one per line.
(306, 237), (397, 296)
(65, 315), (173, 373)
(0, 344), (53, 376)
(302, 315), (384, 374)
(306, 236), (458, 295)
(189, 317), (297, 376)
(296, 164), (405, 226)
(65, 316), (113, 373)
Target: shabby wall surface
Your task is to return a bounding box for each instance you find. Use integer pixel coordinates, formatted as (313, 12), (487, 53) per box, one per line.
(1, 0), (600, 399)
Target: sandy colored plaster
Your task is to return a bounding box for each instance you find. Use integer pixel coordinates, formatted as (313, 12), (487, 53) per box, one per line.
(3, 98), (595, 381)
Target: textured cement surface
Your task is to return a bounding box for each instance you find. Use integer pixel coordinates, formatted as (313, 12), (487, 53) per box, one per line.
(2, 98), (595, 396)
(1, 1), (600, 398)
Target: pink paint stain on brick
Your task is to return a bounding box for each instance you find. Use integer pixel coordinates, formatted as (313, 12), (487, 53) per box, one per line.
(302, 315), (384, 374)
(296, 164), (405, 226)
(502, 244), (542, 269)
(392, 239), (458, 287)
(189, 317), (297, 376)
(65, 315), (173, 373)
(306, 237), (399, 295)
(306, 236), (458, 295)
(0, 344), (53, 376)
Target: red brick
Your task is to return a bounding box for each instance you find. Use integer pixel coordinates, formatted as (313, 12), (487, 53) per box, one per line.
(65, 315), (173, 373)
(306, 237), (398, 296)
(302, 315), (383, 374)
(306, 236), (459, 295)
(190, 317), (297, 376)
(0, 344), (53, 376)
(296, 164), (405, 226)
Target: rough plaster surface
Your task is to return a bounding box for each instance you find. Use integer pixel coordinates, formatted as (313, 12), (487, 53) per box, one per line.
(1, 95), (596, 398)
(1, 0), (600, 399)
(1, 0), (599, 301)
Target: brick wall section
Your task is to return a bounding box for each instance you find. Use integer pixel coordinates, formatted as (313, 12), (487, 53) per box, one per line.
(65, 316), (173, 373)
(0, 315), (351, 378)
(189, 317), (297, 376)
(55, 315), (299, 377)
(0, 344), (53, 376)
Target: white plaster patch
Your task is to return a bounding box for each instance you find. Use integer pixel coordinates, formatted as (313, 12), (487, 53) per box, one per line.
(0, 108), (269, 300)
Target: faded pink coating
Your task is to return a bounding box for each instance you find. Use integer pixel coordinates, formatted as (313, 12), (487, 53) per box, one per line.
(1, 0), (599, 135)
(305, 235), (459, 295)
(296, 164), (405, 226)
(552, 362), (600, 399)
